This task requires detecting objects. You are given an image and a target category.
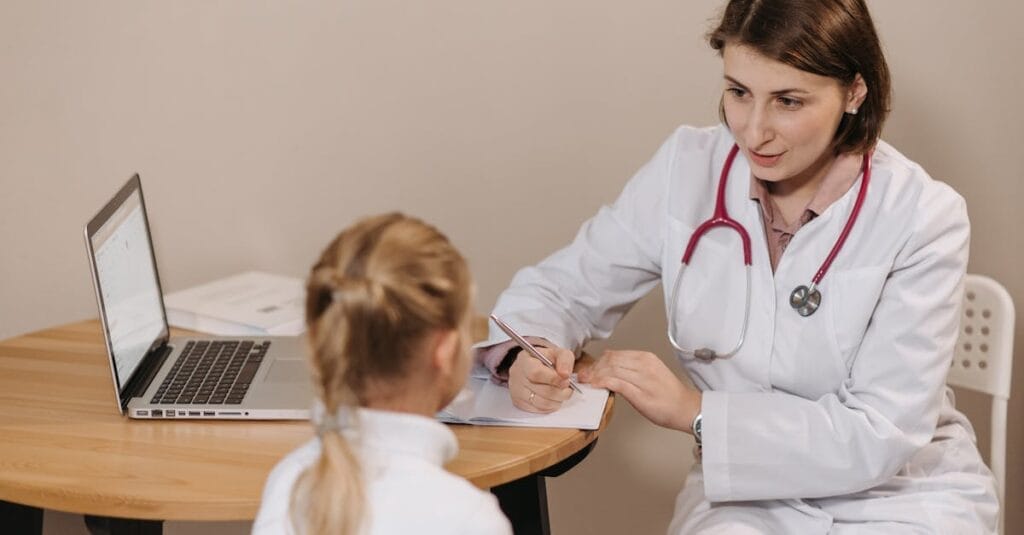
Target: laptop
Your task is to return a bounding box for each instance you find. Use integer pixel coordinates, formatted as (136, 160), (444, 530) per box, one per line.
(84, 174), (313, 420)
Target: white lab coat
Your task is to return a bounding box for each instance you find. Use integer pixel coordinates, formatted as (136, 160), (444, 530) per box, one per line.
(485, 125), (998, 533)
(252, 408), (512, 535)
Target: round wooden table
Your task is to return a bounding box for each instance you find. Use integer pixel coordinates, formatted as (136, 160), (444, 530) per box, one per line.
(0, 319), (612, 533)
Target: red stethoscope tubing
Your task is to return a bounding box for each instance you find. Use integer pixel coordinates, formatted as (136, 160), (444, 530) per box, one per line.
(668, 143), (871, 355)
(812, 147), (872, 285)
(681, 143), (871, 285)
(681, 145), (752, 266)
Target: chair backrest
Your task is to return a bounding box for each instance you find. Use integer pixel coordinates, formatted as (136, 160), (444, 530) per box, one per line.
(948, 273), (1015, 535)
(950, 274), (1015, 399)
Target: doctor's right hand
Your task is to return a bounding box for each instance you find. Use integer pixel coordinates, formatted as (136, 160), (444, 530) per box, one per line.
(508, 346), (575, 414)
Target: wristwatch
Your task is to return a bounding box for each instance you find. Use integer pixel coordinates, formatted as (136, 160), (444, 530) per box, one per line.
(691, 412), (703, 446)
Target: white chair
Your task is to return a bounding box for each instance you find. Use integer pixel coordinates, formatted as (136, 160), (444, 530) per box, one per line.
(948, 274), (1015, 535)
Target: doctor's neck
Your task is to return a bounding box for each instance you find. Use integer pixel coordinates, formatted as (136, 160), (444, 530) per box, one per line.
(764, 148), (838, 202)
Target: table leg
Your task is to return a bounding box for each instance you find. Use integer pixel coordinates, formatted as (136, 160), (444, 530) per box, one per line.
(492, 474), (550, 535)
(491, 440), (598, 535)
(0, 500), (43, 534)
(84, 515), (163, 535)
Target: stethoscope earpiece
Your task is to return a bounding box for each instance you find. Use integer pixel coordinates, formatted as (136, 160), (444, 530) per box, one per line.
(789, 285), (822, 317)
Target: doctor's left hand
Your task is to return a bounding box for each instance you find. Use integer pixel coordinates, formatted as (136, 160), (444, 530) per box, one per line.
(580, 350), (702, 434)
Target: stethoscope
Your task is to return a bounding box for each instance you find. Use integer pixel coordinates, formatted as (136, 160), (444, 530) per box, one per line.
(668, 144), (871, 360)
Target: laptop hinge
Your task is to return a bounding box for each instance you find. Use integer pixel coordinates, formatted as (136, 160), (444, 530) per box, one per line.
(120, 344), (173, 410)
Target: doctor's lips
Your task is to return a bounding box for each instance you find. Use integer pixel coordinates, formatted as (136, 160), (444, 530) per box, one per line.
(749, 149), (784, 168)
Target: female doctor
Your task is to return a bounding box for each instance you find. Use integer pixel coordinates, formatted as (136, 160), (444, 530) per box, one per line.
(476, 0), (999, 532)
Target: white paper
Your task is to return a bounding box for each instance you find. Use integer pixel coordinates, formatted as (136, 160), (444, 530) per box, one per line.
(164, 271), (305, 336)
(437, 374), (609, 430)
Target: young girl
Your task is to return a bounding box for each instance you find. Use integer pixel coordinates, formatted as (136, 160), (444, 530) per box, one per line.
(253, 213), (512, 535)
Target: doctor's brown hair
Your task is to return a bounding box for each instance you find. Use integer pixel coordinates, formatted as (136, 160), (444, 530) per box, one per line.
(289, 212), (472, 535)
(709, 0), (892, 155)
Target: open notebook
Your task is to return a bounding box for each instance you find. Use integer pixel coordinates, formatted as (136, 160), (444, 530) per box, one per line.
(437, 366), (609, 430)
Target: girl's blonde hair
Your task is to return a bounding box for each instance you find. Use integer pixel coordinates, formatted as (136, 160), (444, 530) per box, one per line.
(289, 212), (472, 535)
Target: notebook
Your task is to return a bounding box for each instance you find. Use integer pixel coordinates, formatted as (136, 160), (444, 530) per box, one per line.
(437, 366), (610, 430)
(84, 174), (313, 420)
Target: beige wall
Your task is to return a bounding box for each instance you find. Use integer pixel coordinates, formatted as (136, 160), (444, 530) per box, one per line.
(2, 1), (1021, 534)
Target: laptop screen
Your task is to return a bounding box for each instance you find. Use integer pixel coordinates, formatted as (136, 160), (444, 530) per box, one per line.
(87, 176), (167, 392)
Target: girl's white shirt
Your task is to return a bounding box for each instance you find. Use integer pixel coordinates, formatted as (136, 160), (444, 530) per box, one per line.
(253, 407), (512, 535)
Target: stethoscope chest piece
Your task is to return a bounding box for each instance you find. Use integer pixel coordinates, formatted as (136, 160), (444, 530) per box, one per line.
(790, 285), (821, 317)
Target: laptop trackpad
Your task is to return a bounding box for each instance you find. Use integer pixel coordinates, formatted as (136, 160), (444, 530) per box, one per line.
(264, 359), (307, 383)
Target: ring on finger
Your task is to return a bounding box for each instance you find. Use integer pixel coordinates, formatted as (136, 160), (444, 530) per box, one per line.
(529, 390), (536, 404)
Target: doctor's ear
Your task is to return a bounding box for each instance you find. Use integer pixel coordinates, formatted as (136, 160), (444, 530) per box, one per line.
(846, 74), (868, 115)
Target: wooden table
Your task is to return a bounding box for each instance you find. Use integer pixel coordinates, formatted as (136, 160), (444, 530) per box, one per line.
(0, 319), (612, 534)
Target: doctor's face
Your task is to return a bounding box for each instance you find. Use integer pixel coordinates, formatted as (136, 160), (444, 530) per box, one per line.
(721, 44), (861, 188)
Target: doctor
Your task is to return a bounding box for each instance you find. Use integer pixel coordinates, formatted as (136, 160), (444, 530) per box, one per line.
(477, 0), (999, 532)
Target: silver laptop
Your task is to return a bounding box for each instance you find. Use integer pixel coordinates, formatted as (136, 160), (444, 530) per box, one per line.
(85, 174), (312, 420)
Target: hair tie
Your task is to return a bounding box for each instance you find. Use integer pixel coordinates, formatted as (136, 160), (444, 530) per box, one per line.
(316, 417), (341, 437)
(313, 404), (352, 437)
(330, 277), (377, 304)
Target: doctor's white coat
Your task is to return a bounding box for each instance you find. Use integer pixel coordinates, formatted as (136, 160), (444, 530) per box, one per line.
(486, 125), (998, 533)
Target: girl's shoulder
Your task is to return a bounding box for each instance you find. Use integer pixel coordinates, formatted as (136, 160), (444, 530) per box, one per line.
(368, 459), (511, 534)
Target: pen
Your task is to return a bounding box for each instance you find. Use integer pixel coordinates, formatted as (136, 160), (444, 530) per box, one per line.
(489, 314), (584, 395)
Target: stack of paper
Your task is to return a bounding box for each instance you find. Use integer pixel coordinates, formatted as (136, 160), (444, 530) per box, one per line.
(438, 366), (610, 430)
(164, 271), (306, 336)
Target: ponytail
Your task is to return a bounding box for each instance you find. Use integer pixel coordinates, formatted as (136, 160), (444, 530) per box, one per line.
(290, 422), (364, 535)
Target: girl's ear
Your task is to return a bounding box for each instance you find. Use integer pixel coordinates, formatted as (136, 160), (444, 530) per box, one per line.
(430, 329), (460, 375)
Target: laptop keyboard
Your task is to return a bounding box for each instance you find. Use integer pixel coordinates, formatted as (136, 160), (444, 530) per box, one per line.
(151, 340), (270, 405)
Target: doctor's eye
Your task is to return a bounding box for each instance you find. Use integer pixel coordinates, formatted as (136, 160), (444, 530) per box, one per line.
(725, 87), (747, 99)
(777, 96), (803, 109)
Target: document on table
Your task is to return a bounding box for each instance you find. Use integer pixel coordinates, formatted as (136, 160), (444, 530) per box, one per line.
(437, 365), (609, 430)
(164, 271), (305, 336)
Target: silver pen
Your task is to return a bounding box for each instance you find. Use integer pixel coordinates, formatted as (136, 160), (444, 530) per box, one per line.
(489, 314), (584, 395)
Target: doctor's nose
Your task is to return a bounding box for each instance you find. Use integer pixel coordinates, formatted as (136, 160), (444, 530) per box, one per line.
(742, 105), (775, 148)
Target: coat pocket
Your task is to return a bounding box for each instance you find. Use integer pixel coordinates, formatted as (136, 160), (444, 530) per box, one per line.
(826, 266), (889, 366)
